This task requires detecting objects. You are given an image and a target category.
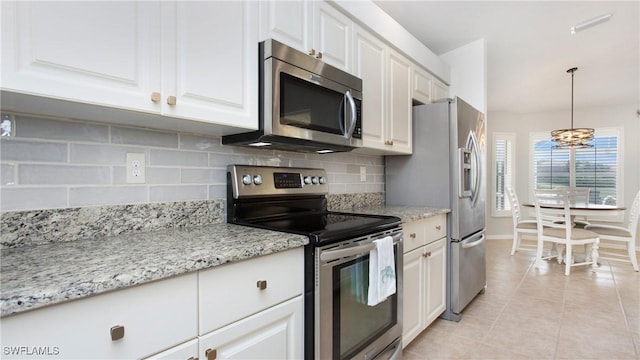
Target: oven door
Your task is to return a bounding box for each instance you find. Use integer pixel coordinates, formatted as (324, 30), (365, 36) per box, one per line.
(316, 229), (403, 360)
(266, 57), (362, 148)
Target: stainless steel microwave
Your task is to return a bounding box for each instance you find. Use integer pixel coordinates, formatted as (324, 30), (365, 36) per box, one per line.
(222, 39), (363, 153)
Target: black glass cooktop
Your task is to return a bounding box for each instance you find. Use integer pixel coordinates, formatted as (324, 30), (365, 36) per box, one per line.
(238, 211), (400, 244)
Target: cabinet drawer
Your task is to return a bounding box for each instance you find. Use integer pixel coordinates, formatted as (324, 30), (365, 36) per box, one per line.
(424, 214), (446, 244)
(403, 219), (426, 253)
(1, 273), (198, 360)
(198, 248), (304, 334)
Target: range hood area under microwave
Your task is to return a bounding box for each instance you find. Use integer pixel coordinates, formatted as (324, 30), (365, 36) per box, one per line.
(222, 39), (363, 153)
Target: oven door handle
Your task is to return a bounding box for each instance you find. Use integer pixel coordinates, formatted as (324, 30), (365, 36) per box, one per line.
(320, 233), (402, 262)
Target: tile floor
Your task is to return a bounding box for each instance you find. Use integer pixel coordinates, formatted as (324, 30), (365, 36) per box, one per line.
(403, 239), (640, 359)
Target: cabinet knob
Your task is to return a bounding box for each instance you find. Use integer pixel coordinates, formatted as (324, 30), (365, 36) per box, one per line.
(423, 252), (432, 258)
(167, 96), (177, 106)
(409, 233), (416, 239)
(308, 48), (316, 56)
(385, 140), (394, 146)
(150, 92), (161, 103)
(110, 325), (125, 341)
(205, 348), (217, 360)
(187, 357), (199, 360)
(316, 52), (323, 59)
(436, 225), (441, 230)
(256, 280), (268, 290)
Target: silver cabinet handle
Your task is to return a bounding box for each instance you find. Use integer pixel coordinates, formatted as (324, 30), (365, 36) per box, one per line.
(110, 325), (125, 341)
(205, 348), (217, 360)
(256, 280), (267, 290)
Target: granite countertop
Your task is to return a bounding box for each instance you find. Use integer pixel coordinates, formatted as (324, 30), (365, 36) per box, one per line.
(0, 223), (307, 317)
(1, 205), (448, 318)
(352, 205), (450, 223)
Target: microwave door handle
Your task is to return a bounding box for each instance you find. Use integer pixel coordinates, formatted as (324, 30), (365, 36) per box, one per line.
(344, 90), (357, 138)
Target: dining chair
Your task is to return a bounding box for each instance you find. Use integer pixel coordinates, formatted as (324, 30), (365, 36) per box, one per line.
(584, 189), (640, 271)
(534, 189), (600, 276)
(555, 186), (591, 228)
(506, 187), (538, 255)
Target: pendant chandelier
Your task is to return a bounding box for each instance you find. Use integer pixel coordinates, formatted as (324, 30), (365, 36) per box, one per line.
(550, 67), (594, 149)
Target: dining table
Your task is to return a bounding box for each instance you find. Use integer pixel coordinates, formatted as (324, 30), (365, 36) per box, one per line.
(521, 202), (626, 267)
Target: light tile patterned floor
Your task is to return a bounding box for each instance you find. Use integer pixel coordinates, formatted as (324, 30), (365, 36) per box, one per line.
(403, 239), (640, 359)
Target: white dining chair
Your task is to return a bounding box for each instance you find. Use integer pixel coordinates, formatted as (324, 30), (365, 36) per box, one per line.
(584, 190), (640, 271)
(534, 189), (600, 276)
(555, 186), (591, 228)
(506, 187), (538, 255)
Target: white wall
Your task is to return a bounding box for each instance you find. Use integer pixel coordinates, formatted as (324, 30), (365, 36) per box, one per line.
(487, 103), (640, 247)
(440, 39), (487, 114)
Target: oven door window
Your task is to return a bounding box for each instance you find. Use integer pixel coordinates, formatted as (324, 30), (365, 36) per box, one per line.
(334, 255), (397, 360)
(280, 73), (347, 135)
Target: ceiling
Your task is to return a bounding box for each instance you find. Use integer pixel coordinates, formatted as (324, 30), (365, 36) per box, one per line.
(373, 1), (639, 114)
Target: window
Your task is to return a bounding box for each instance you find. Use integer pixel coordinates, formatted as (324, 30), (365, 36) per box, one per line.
(492, 133), (515, 216)
(530, 128), (621, 205)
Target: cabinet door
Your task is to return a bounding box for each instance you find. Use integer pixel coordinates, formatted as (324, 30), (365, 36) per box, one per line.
(402, 247), (424, 348)
(424, 238), (447, 326)
(413, 66), (433, 105)
(199, 296), (303, 360)
(1, 273), (198, 360)
(312, 1), (352, 71)
(1, 1), (161, 113)
(387, 49), (412, 154)
(353, 25), (387, 151)
(432, 78), (449, 101)
(162, 1), (258, 130)
(144, 339), (199, 360)
(258, 0), (311, 53)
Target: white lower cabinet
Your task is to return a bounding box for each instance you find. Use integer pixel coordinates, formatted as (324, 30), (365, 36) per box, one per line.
(1, 273), (199, 360)
(1, 249), (304, 360)
(198, 296), (303, 360)
(402, 215), (447, 348)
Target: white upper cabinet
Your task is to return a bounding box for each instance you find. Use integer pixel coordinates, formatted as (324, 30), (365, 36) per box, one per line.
(259, 0), (351, 72)
(161, 1), (257, 129)
(258, 0), (311, 59)
(353, 24), (387, 150)
(1, 1), (161, 113)
(413, 66), (433, 104)
(387, 48), (413, 154)
(432, 77), (450, 101)
(1, 1), (258, 131)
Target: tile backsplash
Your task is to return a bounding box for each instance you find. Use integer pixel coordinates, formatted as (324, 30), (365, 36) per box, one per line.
(0, 113), (385, 211)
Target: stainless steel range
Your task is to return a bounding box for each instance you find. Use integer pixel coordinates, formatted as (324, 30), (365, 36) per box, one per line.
(227, 165), (403, 360)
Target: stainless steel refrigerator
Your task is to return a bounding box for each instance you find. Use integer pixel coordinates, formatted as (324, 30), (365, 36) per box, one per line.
(386, 97), (486, 321)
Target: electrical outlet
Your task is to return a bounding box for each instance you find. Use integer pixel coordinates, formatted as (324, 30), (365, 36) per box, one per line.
(360, 166), (367, 182)
(126, 153), (146, 184)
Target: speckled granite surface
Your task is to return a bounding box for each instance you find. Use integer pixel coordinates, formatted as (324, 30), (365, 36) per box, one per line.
(0, 223), (307, 317)
(0, 200), (224, 249)
(354, 206), (450, 223)
(327, 192), (384, 210)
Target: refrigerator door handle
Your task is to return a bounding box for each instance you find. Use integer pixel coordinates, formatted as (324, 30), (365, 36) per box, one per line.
(469, 130), (482, 207)
(461, 233), (486, 249)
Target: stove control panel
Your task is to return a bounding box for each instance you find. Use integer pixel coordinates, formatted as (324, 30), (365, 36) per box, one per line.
(228, 165), (328, 198)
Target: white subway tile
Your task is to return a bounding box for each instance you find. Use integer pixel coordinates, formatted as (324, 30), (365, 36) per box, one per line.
(147, 167), (181, 184)
(149, 149), (208, 166)
(346, 184), (366, 193)
(1, 187), (68, 211)
(70, 144), (144, 164)
(180, 169), (220, 184)
(14, 115), (109, 143)
(208, 184), (226, 199)
(1, 139), (67, 162)
(150, 185), (208, 202)
(111, 126), (178, 148)
(18, 164), (110, 185)
(180, 134), (230, 152)
(1, 164), (15, 186)
(69, 186), (148, 206)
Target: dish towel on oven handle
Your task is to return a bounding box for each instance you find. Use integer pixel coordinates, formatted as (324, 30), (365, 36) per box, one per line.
(367, 236), (396, 306)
